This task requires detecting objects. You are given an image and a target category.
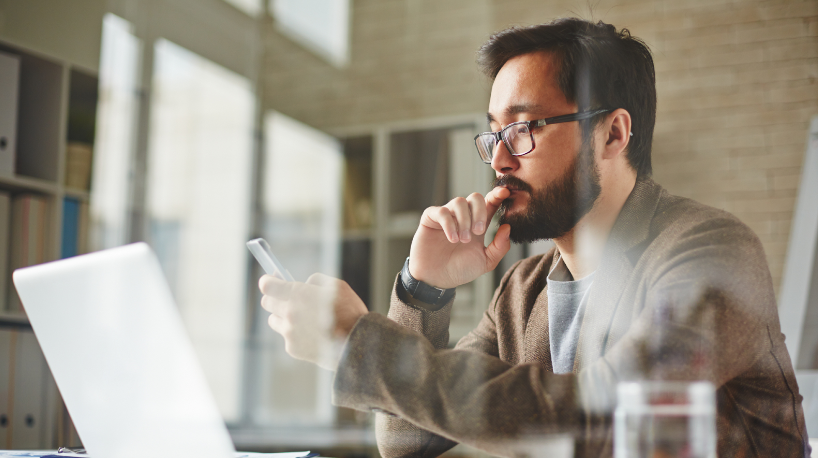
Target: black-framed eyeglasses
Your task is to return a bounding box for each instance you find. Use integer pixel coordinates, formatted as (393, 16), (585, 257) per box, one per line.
(474, 108), (611, 163)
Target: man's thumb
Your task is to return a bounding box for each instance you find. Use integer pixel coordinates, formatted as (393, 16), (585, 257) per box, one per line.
(485, 224), (511, 270)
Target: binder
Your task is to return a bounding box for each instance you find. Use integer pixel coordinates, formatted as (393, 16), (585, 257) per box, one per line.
(0, 51), (20, 177)
(0, 329), (12, 449)
(10, 331), (49, 449)
(61, 198), (80, 259)
(0, 192), (11, 308)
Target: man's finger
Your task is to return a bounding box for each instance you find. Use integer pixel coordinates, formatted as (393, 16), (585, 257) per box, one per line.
(267, 313), (286, 335)
(445, 197), (472, 243)
(306, 272), (339, 287)
(484, 223), (511, 270)
(485, 186), (511, 221)
(259, 274), (295, 299)
(466, 192), (487, 235)
(421, 206), (460, 243)
(261, 295), (288, 317)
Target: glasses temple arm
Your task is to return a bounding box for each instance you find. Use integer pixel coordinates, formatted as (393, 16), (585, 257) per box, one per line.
(537, 108), (612, 126)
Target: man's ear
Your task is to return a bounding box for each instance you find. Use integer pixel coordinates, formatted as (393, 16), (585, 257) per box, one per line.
(602, 109), (632, 160)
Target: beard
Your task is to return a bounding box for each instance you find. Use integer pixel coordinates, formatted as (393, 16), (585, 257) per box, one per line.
(494, 138), (601, 244)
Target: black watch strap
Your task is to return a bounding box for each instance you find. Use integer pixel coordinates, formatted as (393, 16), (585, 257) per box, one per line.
(400, 257), (456, 307)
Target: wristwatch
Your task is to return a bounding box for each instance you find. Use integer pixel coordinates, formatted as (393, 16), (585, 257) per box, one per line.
(400, 257), (456, 307)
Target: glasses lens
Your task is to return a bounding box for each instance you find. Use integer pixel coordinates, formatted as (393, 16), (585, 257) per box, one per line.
(504, 123), (532, 156)
(475, 134), (497, 163)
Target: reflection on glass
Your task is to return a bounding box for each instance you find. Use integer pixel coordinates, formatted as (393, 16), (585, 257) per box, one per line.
(146, 38), (254, 423)
(251, 110), (342, 426)
(270, 0), (350, 67)
(223, 0), (263, 16)
(89, 14), (140, 251)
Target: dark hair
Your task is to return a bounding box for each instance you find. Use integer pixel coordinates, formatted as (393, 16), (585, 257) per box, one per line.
(477, 18), (656, 178)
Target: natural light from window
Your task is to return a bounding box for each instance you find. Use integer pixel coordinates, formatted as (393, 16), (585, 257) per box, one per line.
(90, 14), (140, 251)
(248, 110), (342, 426)
(270, 0), (350, 67)
(146, 38), (255, 423)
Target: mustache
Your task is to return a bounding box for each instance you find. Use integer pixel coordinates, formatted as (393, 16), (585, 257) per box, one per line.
(491, 174), (533, 194)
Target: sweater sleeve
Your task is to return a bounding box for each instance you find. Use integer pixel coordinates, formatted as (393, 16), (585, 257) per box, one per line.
(335, 266), (544, 458)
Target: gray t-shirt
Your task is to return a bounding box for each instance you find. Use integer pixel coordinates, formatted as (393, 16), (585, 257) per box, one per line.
(546, 258), (595, 374)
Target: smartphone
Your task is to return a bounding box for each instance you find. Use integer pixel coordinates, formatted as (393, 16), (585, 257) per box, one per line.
(246, 238), (295, 281)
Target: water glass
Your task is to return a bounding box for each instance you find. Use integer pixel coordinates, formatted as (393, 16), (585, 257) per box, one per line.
(614, 381), (716, 458)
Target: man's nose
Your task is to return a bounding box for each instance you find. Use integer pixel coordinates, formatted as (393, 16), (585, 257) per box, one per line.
(490, 139), (519, 174)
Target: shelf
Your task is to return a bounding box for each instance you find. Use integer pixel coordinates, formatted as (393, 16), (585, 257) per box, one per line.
(387, 211), (420, 237)
(389, 128), (450, 215)
(341, 239), (371, 308)
(0, 174), (58, 195)
(342, 136), (373, 231)
(63, 187), (91, 201)
(0, 313), (31, 330)
(0, 43), (63, 182)
(341, 228), (371, 240)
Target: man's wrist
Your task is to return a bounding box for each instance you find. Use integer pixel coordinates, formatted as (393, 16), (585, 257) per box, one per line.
(400, 257), (456, 308)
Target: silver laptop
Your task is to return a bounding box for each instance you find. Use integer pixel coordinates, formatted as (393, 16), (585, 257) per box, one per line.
(13, 243), (237, 458)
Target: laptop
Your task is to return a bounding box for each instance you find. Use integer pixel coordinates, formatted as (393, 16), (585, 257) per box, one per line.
(12, 243), (308, 458)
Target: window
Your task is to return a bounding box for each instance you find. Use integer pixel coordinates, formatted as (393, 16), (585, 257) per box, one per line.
(146, 38), (255, 423)
(270, 0), (351, 67)
(90, 14), (140, 251)
(246, 110), (342, 426)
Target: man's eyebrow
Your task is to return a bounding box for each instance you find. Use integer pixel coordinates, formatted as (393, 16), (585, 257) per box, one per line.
(486, 104), (546, 126)
(505, 103), (544, 116)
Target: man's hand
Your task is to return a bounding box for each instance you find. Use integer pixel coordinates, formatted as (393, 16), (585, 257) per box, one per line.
(259, 273), (368, 371)
(409, 187), (512, 289)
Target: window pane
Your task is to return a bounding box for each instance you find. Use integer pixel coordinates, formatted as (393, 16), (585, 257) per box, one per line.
(248, 110), (342, 426)
(270, 0), (350, 67)
(89, 13), (140, 251)
(146, 38), (254, 423)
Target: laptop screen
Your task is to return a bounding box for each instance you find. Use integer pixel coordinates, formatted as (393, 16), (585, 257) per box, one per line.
(13, 243), (235, 458)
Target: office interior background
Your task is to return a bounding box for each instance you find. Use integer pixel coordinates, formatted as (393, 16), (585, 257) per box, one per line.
(0, 0), (816, 456)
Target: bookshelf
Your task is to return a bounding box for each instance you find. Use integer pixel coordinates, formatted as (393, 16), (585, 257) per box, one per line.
(0, 38), (96, 449)
(333, 114), (499, 344)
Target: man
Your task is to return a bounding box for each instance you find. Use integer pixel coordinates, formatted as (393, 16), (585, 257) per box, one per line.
(259, 18), (809, 457)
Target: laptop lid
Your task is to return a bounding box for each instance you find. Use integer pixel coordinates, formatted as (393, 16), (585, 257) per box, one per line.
(12, 243), (235, 458)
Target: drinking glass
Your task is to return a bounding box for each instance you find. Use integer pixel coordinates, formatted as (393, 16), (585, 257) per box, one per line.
(614, 381), (716, 458)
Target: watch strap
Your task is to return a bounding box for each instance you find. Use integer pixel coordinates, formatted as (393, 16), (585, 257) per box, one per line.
(400, 257), (456, 307)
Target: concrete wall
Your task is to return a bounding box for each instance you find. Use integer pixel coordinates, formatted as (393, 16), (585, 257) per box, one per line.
(0, 0), (105, 70)
(265, 0), (818, 294)
(264, 0), (493, 128)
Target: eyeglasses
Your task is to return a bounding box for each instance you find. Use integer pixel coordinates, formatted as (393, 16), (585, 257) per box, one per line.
(473, 108), (611, 163)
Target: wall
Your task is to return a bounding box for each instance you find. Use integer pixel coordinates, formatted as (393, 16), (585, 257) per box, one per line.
(0, 0), (106, 70)
(264, 0), (493, 129)
(265, 0), (818, 295)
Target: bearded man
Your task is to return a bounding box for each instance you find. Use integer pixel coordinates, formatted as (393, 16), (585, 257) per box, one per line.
(258, 18), (809, 458)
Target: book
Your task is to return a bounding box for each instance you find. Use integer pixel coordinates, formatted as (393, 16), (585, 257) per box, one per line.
(64, 142), (93, 190)
(61, 198), (79, 259)
(8, 195), (48, 314)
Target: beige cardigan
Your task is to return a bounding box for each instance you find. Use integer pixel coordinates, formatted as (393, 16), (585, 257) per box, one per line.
(333, 179), (809, 458)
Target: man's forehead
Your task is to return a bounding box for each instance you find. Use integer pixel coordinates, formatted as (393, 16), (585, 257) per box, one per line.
(487, 51), (571, 123)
